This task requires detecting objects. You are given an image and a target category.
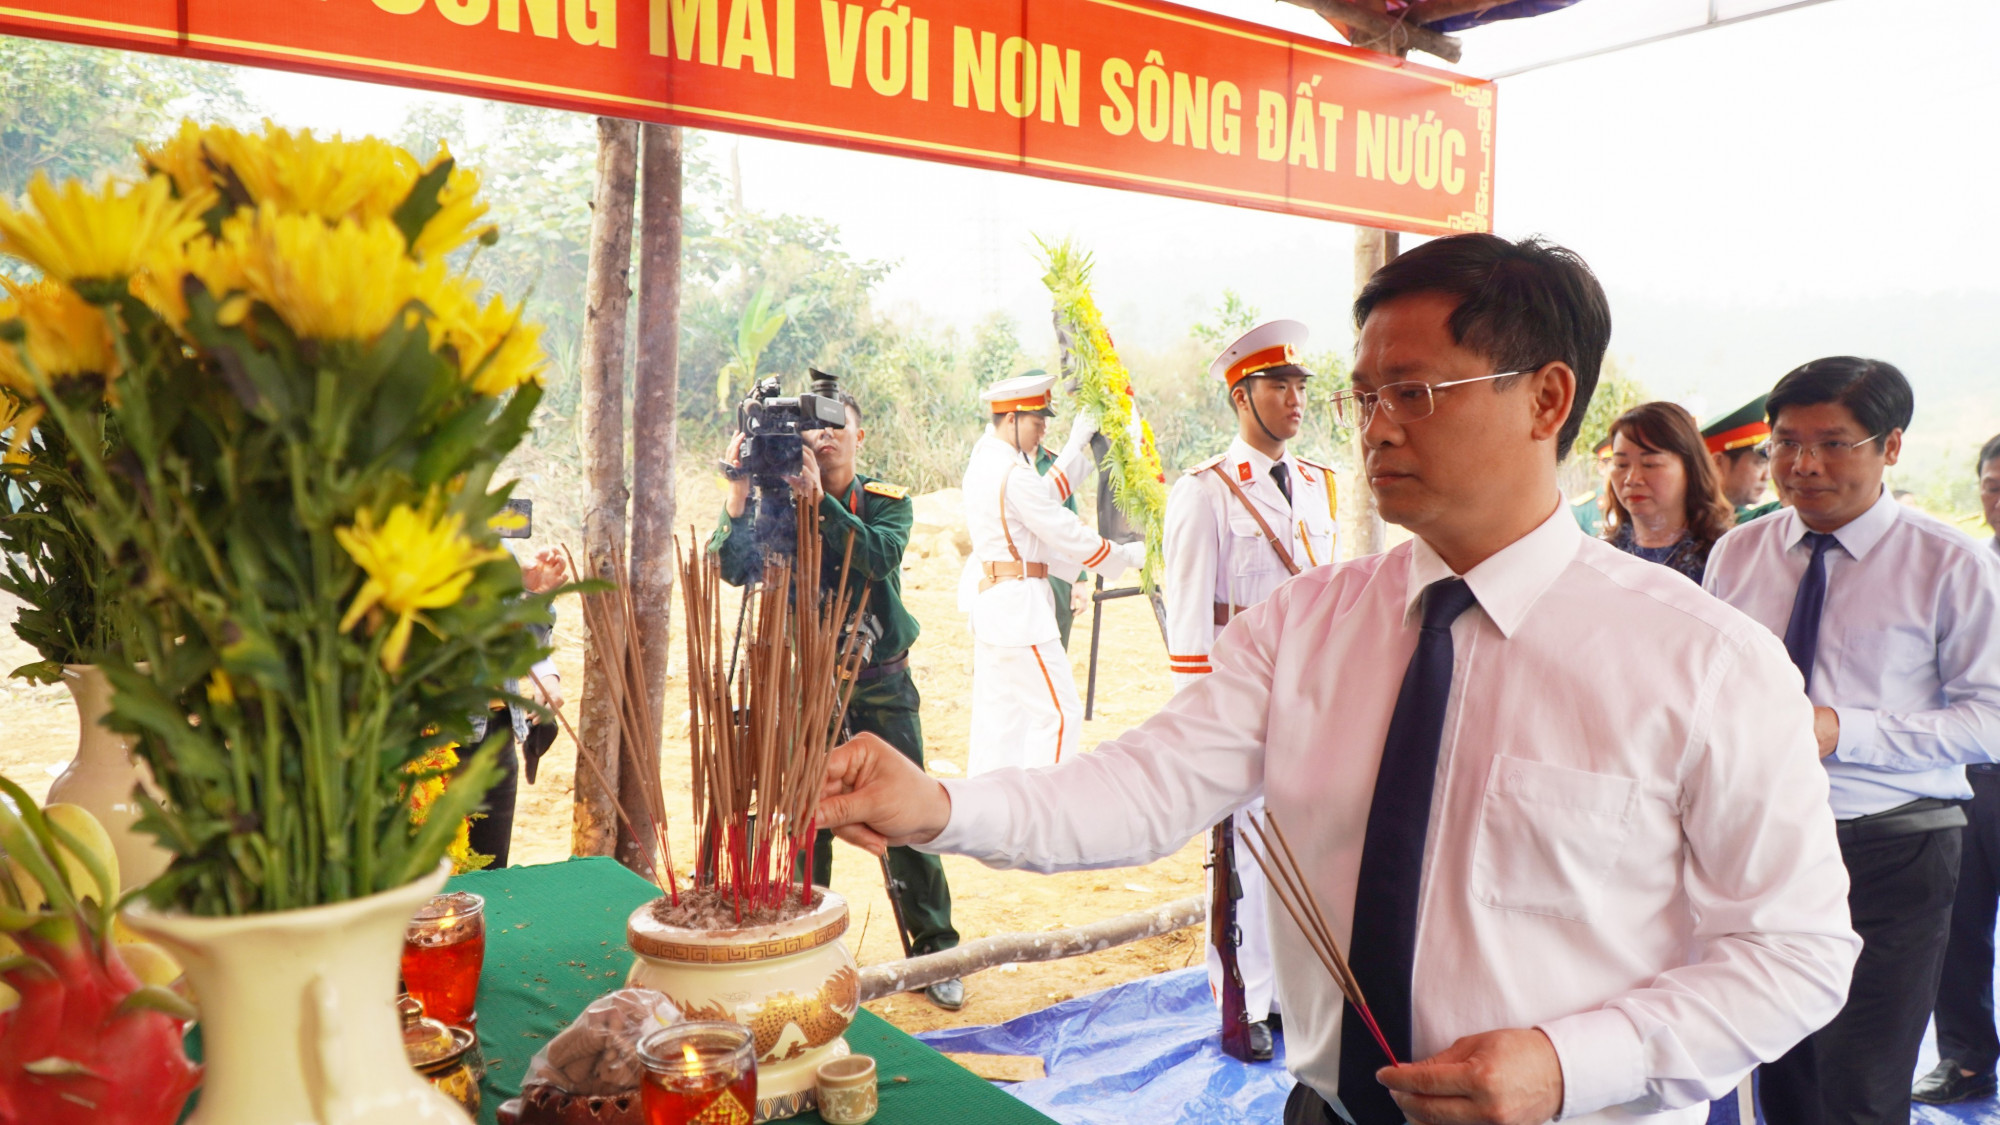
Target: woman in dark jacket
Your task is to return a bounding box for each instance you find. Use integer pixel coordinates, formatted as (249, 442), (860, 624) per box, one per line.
(1601, 402), (1737, 584)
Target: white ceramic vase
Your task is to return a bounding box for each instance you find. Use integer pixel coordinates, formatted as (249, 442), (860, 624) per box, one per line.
(627, 889), (857, 1122)
(47, 663), (172, 890)
(126, 861), (467, 1125)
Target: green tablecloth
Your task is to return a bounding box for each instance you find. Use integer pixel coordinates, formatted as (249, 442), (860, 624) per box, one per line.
(449, 857), (1054, 1125)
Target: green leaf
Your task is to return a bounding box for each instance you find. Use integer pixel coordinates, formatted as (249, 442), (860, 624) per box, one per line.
(8, 660), (63, 685)
(391, 156), (454, 250)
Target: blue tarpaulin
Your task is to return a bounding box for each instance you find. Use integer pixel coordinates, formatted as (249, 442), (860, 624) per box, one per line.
(916, 968), (1294, 1125)
(918, 966), (2000, 1125)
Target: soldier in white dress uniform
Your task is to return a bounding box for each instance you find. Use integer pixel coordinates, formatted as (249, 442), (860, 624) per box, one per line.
(1163, 320), (1338, 1060)
(960, 373), (1145, 776)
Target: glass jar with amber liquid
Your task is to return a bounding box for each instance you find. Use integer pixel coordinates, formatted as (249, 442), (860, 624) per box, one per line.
(402, 891), (485, 1028)
(637, 1022), (758, 1125)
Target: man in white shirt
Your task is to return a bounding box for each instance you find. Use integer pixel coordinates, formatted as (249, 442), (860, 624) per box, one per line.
(1164, 319), (1339, 1062)
(1703, 360), (2000, 1125)
(960, 372), (1143, 776)
(825, 234), (1860, 1125)
(1913, 431), (2000, 1106)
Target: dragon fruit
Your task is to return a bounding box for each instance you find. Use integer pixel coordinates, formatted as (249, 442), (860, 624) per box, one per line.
(0, 777), (200, 1124)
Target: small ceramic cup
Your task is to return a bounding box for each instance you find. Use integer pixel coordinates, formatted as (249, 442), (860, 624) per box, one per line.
(815, 1053), (878, 1125)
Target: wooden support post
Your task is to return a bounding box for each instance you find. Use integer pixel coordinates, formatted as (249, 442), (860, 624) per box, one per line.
(620, 123), (683, 876)
(1349, 225), (1398, 557)
(574, 117), (638, 859)
(856, 896), (1207, 1002)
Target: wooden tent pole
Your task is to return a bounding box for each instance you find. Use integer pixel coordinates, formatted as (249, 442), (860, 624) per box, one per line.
(574, 116), (638, 858)
(621, 122), (684, 876)
(1349, 224), (1397, 558)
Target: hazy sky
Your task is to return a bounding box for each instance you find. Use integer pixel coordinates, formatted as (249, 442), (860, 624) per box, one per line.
(242, 0), (1998, 456)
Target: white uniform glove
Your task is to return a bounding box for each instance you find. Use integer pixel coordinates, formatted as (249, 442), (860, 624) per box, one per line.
(1062, 409), (1100, 457)
(1116, 540), (1148, 573)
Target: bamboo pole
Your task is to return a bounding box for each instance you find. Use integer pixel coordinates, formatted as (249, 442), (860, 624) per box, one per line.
(621, 122), (684, 876)
(856, 896), (1207, 1001)
(573, 116), (638, 858)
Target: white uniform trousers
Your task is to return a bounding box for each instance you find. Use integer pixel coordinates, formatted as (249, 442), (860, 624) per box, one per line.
(967, 636), (1082, 777)
(1205, 797), (1277, 1023)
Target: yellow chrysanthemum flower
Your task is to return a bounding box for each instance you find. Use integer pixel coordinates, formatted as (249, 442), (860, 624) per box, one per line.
(222, 205), (419, 341)
(336, 500), (506, 672)
(0, 174), (210, 292)
(0, 279), (120, 390)
(130, 233), (248, 330)
(0, 393), (42, 465)
(137, 120), (223, 203)
(203, 122), (420, 228)
(405, 744), (492, 874)
(410, 150), (495, 259)
(414, 270), (544, 395)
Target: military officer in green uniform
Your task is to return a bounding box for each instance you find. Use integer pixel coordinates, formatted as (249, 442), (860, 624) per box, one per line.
(711, 388), (964, 1009)
(1701, 394), (1782, 522)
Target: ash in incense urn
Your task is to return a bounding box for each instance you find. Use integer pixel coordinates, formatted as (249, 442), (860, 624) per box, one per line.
(626, 888), (857, 1122)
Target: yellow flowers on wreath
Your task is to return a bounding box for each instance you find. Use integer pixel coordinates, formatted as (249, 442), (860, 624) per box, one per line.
(406, 745), (493, 875)
(336, 499), (507, 673)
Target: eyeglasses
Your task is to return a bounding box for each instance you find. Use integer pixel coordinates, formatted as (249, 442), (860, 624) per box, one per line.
(1330, 368), (1542, 429)
(1764, 434), (1885, 464)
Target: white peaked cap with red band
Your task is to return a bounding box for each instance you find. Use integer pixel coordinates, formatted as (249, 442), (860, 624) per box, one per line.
(981, 371), (1058, 414)
(1208, 319), (1310, 388)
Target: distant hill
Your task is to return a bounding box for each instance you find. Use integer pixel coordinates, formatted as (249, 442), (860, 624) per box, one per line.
(1607, 287), (1999, 455)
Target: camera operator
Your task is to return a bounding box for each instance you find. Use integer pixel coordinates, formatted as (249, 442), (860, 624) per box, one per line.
(709, 387), (966, 1010)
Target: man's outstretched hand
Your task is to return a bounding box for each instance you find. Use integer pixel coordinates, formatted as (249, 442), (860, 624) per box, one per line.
(818, 732), (953, 854)
(1377, 1028), (1565, 1125)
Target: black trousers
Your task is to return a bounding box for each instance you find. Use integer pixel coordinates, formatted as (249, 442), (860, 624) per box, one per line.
(1760, 823), (1962, 1125)
(808, 667), (959, 957)
(1935, 770), (2000, 1072)
(1284, 1083), (1339, 1125)
(466, 721), (520, 869)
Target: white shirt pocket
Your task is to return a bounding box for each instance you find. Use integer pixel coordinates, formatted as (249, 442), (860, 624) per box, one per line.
(1470, 756), (1640, 924)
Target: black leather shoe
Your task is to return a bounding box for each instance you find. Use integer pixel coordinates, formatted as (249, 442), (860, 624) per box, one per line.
(1914, 1059), (1998, 1104)
(925, 978), (964, 1011)
(1247, 1020), (1274, 1062)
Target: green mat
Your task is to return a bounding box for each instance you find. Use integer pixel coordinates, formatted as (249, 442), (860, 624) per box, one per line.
(450, 857), (1054, 1125)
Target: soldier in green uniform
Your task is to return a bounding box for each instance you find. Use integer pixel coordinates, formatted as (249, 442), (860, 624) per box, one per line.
(1571, 434), (1613, 537)
(1701, 394), (1782, 522)
(1035, 441), (1086, 647)
(710, 389), (965, 1009)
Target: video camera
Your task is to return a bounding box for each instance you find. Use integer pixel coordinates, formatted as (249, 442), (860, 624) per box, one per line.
(724, 369), (849, 562)
(726, 369), (849, 488)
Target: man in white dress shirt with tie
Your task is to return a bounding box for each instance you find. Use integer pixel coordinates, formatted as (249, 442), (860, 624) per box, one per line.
(1164, 319), (1339, 1063)
(1703, 361), (2000, 1125)
(825, 234), (1860, 1125)
(1915, 430), (2000, 1107)
(960, 372), (1144, 776)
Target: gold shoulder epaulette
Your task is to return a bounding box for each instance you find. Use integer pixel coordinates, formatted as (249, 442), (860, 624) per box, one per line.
(863, 480), (910, 500)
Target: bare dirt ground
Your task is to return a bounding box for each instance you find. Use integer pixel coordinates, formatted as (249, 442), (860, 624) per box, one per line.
(0, 481), (1209, 1036)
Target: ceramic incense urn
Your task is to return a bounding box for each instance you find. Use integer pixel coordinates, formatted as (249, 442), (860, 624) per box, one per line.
(626, 889), (857, 1122)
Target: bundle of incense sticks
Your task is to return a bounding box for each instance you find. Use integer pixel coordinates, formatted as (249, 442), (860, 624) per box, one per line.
(1239, 811), (1400, 1066)
(679, 490), (870, 920)
(532, 542), (678, 902)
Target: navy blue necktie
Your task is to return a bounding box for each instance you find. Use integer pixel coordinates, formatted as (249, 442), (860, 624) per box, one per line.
(1340, 577), (1480, 1125)
(1270, 462), (1293, 505)
(1783, 532), (1840, 694)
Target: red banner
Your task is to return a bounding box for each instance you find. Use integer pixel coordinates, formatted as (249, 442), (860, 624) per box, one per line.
(0, 0), (1494, 233)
